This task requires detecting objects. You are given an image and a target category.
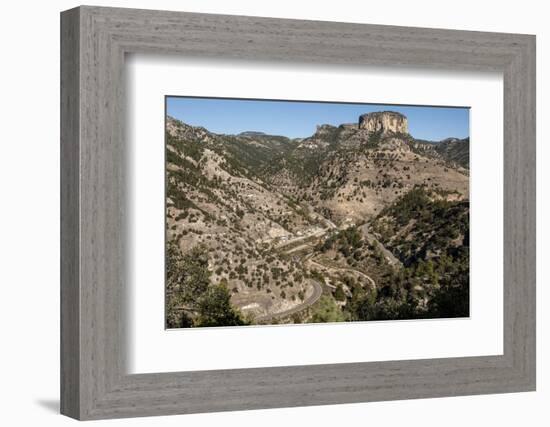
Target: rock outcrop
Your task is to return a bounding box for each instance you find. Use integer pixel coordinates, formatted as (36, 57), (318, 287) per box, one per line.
(358, 111), (408, 135)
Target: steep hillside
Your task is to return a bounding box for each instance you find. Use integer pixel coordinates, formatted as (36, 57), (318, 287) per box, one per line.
(435, 137), (470, 169)
(166, 117), (324, 327)
(368, 187), (470, 318)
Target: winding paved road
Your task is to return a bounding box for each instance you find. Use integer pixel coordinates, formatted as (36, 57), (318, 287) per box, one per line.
(255, 214), (383, 322)
(255, 278), (323, 323)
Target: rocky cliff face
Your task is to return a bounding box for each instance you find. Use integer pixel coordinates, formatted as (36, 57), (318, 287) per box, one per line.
(358, 111), (408, 135)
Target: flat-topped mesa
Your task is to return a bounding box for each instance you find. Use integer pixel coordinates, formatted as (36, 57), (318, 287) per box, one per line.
(358, 111), (408, 135)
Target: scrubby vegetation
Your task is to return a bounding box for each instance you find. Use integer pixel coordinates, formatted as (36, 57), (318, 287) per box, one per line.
(307, 186), (469, 321)
(373, 186), (469, 266)
(164, 113), (470, 327)
(310, 296), (347, 323)
(363, 186), (470, 319)
(166, 243), (248, 328)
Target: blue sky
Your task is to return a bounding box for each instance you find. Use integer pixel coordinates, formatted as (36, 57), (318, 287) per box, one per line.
(166, 97), (469, 141)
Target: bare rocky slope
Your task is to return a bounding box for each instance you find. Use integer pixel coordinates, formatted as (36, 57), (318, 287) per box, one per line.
(165, 111), (470, 327)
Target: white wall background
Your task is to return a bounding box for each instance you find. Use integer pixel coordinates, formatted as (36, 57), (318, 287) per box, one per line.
(0, 0), (546, 425)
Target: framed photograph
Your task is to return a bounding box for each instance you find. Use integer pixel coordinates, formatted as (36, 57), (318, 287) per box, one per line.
(61, 6), (536, 420)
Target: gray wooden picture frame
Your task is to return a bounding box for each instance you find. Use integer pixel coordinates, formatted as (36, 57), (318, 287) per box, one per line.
(60, 5), (536, 420)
